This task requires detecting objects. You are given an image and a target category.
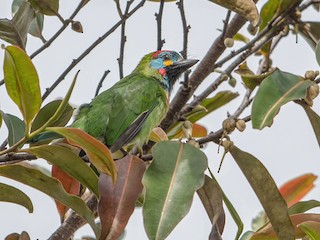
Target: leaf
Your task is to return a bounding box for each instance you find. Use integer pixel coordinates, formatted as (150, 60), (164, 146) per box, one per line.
(149, 127), (168, 143)
(25, 144), (99, 197)
(233, 33), (250, 44)
(316, 40), (320, 66)
(52, 164), (80, 222)
(252, 213), (320, 239)
(0, 182), (33, 213)
(143, 141), (208, 240)
(46, 127), (117, 182)
(234, 63), (277, 90)
(297, 101), (320, 147)
(298, 22), (320, 49)
(208, 0), (261, 27)
(298, 221), (320, 239)
(167, 91), (238, 138)
(12, 0), (44, 40)
(4, 45), (41, 132)
(288, 200), (320, 215)
(279, 173), (317, 207)
(188, 91), (239, 123)
(0, 164), (99, 237)
(171, 123), (208, 139)
(28, 0), (59, 16)
(31, 100), (74, 132)
(252, 69), (314, 129)
(229, 145), (295, 239)
(1, 112), (25, 147)
(98, 155), (146, 240)
(197, 175), (225, 238)
(0, 1), (35, 49)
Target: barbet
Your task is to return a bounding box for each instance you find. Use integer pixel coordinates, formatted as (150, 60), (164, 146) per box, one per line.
(33, 50), (198, 152)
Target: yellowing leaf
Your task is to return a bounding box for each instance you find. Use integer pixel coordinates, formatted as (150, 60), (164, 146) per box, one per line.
(4, 45), (41, 132)
(46, 127), (117, 182)
(149, 127), (168, 143)
(279, 173), (317, 207)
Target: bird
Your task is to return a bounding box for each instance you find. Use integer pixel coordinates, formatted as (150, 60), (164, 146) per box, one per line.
(31, 50), (198, 153)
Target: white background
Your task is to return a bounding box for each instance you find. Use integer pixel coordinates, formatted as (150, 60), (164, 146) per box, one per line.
(0, 0), (319, 239)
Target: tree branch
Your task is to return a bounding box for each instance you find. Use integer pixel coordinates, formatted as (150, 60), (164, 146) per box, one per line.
(94, 70), (110, 97)
(156, 0), (165, 50)
(41, 0), (146, 101)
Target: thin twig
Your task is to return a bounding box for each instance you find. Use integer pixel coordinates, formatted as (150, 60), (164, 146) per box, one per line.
(94, 70), (110, 97)
(0, 153), (37, 165)
(221, 10), (231, 39)
(180, 28), (278, 116)
(177, 0), (190, 84)
(160, 13), (248, 131)
(41, 0), (146, 101)
(156, 0), (165, 50)
(116, 0), (133, 79)
(30, 0), (87, 59)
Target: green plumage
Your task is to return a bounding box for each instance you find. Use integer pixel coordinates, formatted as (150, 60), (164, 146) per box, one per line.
(72, 72), (168, 150)
(29, 51), (198, 152)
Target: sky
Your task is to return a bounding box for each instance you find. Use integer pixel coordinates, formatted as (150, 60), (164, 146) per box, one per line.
(0, 0), (319, 239)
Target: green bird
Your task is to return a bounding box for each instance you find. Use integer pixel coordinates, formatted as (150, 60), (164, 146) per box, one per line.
(32, 50), (198, 152)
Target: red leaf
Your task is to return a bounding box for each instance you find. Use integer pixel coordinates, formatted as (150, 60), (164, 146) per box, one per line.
(98, 155), (146, 240)
(279, 173), (317, 207)
(52, 165), (80, 222)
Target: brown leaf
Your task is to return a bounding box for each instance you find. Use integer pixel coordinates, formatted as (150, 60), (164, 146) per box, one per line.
(197, 175), (225, 238)
(52, 165), (80, 222)
(98, 155), (146, 240)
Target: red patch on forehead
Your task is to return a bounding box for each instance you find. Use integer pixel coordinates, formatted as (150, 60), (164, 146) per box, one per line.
(159, 68), (166, 76)
(152, 50), (170, 58)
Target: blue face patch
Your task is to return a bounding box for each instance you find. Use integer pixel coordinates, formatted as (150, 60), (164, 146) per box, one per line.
(150, 51), (183, 70)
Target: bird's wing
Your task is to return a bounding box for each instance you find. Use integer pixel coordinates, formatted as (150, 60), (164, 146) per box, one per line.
(109, 101), (157, 152)
(73, 73), (167, 150)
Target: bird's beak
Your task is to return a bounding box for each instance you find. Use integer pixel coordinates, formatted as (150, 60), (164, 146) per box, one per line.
(165, 58), (199, 81)
(169, 59), (199, 71)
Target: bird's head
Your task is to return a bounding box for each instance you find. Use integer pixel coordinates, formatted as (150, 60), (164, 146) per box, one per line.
(134, 50), (198, 93)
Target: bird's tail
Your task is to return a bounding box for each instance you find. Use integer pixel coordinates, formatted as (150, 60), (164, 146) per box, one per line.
(27, 132), (63, 144)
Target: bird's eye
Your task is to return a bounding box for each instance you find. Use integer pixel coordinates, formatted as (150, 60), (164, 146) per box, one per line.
(162, 54), (171, 61)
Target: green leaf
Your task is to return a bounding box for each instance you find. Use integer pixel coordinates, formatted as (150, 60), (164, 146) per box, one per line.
(4, 45), (42, 132)
(234, 63), (277, 90)
(46, 127), (117, 182)
(167, 91), (238, 138)
(208, 0), (261, 27)
(0, 182), (33, 213)
(31, 100), (74, 132)
(233, 33), (250, 44)
(298, 221), (320, 239)
(143, 141), (207, 240)
(316, 40), (320, 66)
(289, 200), (320, 215)
(0, 1), (35, 49)
(1, 111), (25, 146)
(0, 164), (99, 237)
(28, 0), (59, 16)
(252, 69), (314, 129)
(297, 101), (320, 147)
(229, 145), (295, 239)
(25, 144), (99, 197)
(98, 156), (146, 240)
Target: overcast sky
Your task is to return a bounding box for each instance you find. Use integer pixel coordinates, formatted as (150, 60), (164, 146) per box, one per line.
(0, 0), (319, 239)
